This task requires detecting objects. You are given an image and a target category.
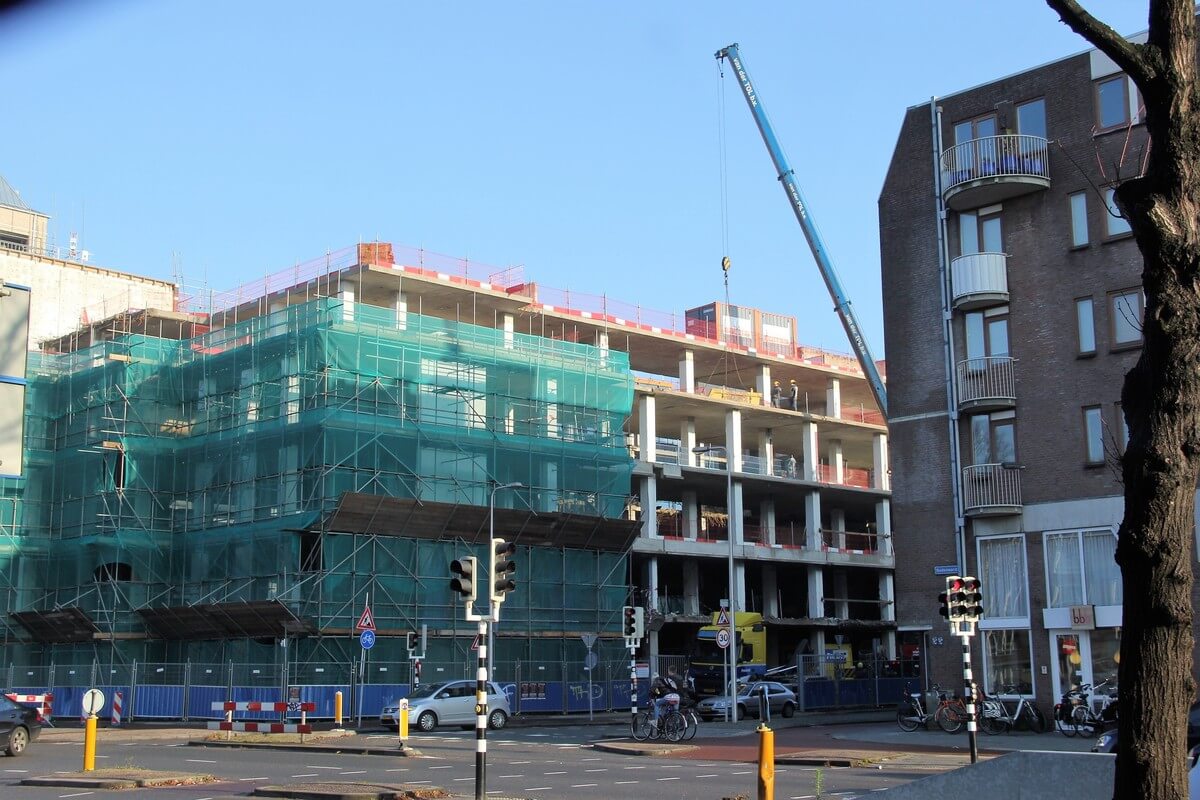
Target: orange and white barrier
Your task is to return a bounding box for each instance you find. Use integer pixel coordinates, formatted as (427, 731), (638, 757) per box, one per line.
(212, 701), (315, 713)
(111, 692), (123, 727)
(206, 721), (312, 734)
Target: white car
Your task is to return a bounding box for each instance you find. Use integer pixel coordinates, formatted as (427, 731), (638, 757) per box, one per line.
(381, 680), (510, 732)
(696, 681), (797, 721)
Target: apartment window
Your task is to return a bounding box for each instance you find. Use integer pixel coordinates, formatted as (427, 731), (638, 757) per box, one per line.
(1045, 529), (1121, 608)
(1016, 98), (1047, 139)
(1104, 188), (1132, 237)
(955, 114), (998, 144)
(1115, 402), (1129, 451)
(1075, 297), (1096, 355)
(1069, 192), (1089, 247)
(978, 534), (1029, 619)
(1083, 405), (1104, 464)
(959, 208), (1003, 256)
(1096, 75), (1130, 129)
(1109, 288), (1143, 347)
(971, 411), (1016, 465)
(984, 630), (1034, 695)
(954, 114), (999, 172)
(965, 308), (1010, 363)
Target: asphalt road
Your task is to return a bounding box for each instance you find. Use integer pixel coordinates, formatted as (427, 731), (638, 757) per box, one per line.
(0, 725), (950, 800)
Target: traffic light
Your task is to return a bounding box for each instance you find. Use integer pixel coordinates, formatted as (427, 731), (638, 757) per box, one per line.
(622, 605), (645, 639)
(938, 575), (967, 622)
(961, 576), (984, 622)
(450, 556), (478, 603)
(490, 538), (517, 604)
(406, 631), (419, 652)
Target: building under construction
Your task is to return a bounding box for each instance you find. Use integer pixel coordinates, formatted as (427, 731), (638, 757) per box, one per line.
(0, 223), (894, 713)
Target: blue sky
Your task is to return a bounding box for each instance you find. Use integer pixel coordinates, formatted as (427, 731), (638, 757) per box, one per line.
(1, 0), (1149, 356)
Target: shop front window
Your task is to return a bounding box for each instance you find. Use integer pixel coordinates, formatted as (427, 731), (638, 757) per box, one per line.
(984, 629), (1033, 695)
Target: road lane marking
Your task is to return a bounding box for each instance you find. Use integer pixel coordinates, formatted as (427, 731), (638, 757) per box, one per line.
(571, 784), (598, 788)
(656, 777), (681, 781)
(58, 793), (94, 799)
(186, 759), (217, 764)
(385, 768), (409, 772)
(430, 765), (454, 769)
(697, 774), (720, 778)
(615, 780), (639, 785)
(581, 757), (602, 761)
(453, 778), (474, 782)
(238, 777), (269, 781)
(291, 774), (319, 778)
(305, 765), (342, 770)
(340, 771), (366, 775)
(524, 787), (552, 792)
(623, 765), (645, 769)
(584, 768), (607, 772)
(733, 770), (753, 775)
(544, 771), (567, 775)
(498, 774), (524, 778)
(511, 761), (531, 764)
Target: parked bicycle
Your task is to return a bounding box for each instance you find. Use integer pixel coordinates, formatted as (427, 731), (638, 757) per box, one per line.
(897, 682), (960, 731)
(1055, 678), (1116, 737)
(979, 684), (1047, 734)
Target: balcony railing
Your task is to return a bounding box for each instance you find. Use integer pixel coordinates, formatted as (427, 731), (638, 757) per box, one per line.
(961, 463), (1022, 515)
(941, 134), (1051, 209)
(820, 528), (880, 554)
(951, 252), (1009, 310)
(956, 357), (1016, 411)
(815, 464), (875, 489)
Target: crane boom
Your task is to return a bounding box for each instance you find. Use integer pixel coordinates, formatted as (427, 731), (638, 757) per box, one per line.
(715, 43), (888, 416)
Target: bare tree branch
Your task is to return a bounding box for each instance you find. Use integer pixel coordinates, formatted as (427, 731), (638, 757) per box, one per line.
(1046, 0), (1153, 85)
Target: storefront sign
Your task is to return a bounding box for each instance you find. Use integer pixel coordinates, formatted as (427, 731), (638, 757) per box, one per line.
(1070, 604), (1096, 630)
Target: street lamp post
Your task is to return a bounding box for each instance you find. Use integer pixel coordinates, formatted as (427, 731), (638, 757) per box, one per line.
(693, 445), (737, 723)
(488, 481), (523, 678)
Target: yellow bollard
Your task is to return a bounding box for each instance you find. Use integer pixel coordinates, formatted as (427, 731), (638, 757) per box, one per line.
(83, 714), (97, 772)
(399, 699), (409, 750)
(334, 691), (343, 727)
(757, 723), (774, 800)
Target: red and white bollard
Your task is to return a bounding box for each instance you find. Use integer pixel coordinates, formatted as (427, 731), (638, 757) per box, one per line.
(110, 692), (123, 727)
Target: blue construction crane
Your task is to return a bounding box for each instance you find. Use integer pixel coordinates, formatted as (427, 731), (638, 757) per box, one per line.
(715, 43), (888, 416)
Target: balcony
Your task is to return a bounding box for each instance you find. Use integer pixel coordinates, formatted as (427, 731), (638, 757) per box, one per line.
(941, 135), (1050, 210)
(956, 357), (1016, 412)
(951, 252), (1008, 310)
(961, 463), (1022, 517)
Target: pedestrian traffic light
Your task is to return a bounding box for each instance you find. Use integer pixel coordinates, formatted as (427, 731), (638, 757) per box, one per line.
(622, 605), (645, 639)
(450, 556), (477, 603)
(961, 576), (984, 622)
(406, 631), (419, 652)
(490, 538), (517, 604)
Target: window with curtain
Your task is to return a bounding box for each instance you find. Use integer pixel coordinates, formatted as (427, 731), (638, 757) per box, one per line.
(1045, 532), (1083, 607)
(984, 629), (1033, 694)
(1044, 528), (1121, 607)
(978, 536), (1028, 619)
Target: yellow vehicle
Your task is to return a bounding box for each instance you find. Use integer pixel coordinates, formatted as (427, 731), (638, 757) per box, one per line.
(690, 611), (767, 696)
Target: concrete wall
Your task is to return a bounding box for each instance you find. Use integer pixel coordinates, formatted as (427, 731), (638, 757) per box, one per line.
(0, 250), (175, 348)
(878, 750), (1114, 798)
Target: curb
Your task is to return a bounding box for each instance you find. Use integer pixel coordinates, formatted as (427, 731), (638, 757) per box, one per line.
(589, 740), (697, 757)
(253, 784), (448, 800)
(21, 773), (215, 789)
(190, 740), (420, 757)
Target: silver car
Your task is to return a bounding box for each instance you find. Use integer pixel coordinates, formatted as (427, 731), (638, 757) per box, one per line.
(381, 680), (510, 732)
(696, 681), (797, 721)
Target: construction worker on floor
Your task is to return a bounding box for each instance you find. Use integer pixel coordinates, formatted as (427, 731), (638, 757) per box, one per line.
(789, 379), (799, 411)
(771, 380), (782, 408)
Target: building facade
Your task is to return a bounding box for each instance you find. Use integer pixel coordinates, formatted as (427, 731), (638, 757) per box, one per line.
(879, 34), (1182, 705)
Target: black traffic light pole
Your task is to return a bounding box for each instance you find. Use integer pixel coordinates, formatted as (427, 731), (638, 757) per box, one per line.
(474, 616), (489, 800)
(959, 630), (979, 764)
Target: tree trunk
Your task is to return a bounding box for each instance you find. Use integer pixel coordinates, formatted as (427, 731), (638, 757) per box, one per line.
(1045, 2), (1200, 798)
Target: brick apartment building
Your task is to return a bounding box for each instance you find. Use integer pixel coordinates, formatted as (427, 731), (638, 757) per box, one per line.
(878, 31), (1185, 706)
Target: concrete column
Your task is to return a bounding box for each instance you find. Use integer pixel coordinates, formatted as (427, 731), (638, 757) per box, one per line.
(875, 497), (893, 556)
(339, 282), (355, 322)
(762, 565), (779, 617)
(639, 394), (657, 463)
(679, 350), (695, 393)
(830, 507), (846, 551)
(801, 421), (819, 482)
(501, 312), (515, 349)
(682, 490), (699, 540)
(833, 570), (850, 621)
(597, 331), (609, 365)
(640, 475), (658, 538)
(807, 566), (825, 619)
(826, 377), (842, 419)
(393, 290), (408, 330)
(760, 497), (776, 545)
(755, 364), (772, 407)
(804, 490), (822, 550)
(683, 560), (701, 615)
(647, 556), (660, 667)
(879, 572), (896, 625)
(758, 428), (774, 476)
(809, 629), (827, 661)
(827, 438), (844, 484)
(872, 433), (890, 491)
(680, 418), (697, 466)
(726, 410), (744, 546)
(882, 630), (897, 660)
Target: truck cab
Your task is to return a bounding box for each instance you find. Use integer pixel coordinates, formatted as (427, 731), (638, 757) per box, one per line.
(690, 611), (767, 695)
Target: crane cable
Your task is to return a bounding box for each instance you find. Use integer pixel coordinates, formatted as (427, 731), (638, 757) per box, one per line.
(712, 61), (744, 392)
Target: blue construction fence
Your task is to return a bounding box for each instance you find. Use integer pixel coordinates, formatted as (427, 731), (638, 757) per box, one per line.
(2, 660), (652, 723)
